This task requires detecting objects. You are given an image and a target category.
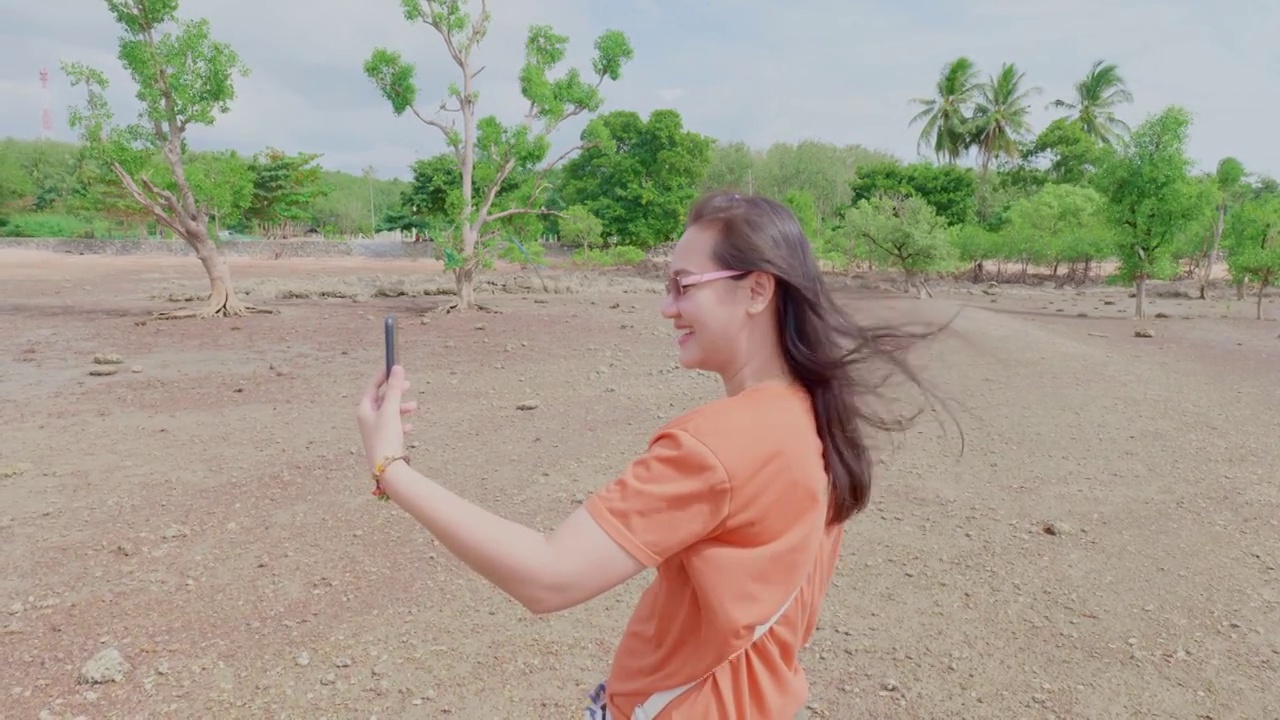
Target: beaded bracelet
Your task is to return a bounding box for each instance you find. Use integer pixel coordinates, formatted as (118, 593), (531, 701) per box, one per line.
(371, 454), (410, 501)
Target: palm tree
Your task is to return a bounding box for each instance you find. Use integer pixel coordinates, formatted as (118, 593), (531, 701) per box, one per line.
(909, 57), (982, 164)
(970, 62), (1041, 175)
(1048, 60), (1134, 145)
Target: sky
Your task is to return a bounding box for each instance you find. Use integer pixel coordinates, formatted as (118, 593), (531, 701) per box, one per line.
(1, 0), (1277, 182)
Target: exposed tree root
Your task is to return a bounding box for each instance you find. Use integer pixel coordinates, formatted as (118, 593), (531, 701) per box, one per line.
(433, 300), (502, 315)
(152, 294), (276, 320)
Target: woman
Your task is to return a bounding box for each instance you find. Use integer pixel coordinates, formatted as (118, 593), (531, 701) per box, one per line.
(357, 191), (940, 718)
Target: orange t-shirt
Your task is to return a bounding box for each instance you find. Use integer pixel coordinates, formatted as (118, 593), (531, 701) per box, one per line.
(584, 380), (845, 719)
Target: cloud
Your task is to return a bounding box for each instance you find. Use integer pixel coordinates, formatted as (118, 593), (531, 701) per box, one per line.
(0, 0), (1275, 181)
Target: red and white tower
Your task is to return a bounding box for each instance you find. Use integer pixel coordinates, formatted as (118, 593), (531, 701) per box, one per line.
(39, 66), (53, 139)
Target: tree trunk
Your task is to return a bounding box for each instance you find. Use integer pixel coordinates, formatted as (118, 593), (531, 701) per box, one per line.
(1134, 274), (1148, 319)
(916, 277), (934, 299)
(1198, 203), (1226, 299)
(454, 262), (476, 310)
(449, 225), (481, 312)
(182, 224), (254, 318)
(1258, 278), (1270, 320)
(1236, 278), (1246, 300)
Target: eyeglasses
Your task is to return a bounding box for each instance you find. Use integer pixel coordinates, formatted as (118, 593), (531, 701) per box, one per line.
(667, 269), (748, 298)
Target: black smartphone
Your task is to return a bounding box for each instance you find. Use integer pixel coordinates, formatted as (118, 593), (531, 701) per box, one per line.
(384, 314), (398, 377)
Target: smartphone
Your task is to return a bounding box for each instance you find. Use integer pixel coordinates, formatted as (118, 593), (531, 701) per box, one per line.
(384, 314), (398, 377)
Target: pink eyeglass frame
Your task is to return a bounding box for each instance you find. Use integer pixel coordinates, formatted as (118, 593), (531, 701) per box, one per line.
(667, 269), (748, 297)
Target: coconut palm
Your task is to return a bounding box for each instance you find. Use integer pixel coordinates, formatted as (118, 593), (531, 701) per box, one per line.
(909, 57), (982, 164)
(969, 62), (1041, 175)
(1048, 60), (1134, 145)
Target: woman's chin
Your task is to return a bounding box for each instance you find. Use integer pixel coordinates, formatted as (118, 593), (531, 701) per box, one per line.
(675, 346), (700, 370)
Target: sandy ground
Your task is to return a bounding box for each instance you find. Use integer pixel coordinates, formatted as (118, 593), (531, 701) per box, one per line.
(1, 249), (1278, 719)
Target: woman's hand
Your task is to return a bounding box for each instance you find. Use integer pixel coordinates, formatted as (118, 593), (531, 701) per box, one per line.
(356, 365), (418, 475)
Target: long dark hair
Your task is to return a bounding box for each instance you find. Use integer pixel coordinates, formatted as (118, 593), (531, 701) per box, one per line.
(685, 190), (952, 525)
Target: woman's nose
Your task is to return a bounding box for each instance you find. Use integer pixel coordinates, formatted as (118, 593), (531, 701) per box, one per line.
(660, 293), (678, 319)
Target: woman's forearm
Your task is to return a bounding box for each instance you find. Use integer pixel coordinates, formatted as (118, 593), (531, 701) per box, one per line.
(379, 461), (560, 613)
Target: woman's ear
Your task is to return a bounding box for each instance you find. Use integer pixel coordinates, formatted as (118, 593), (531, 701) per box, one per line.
(745, 271), (775, 316)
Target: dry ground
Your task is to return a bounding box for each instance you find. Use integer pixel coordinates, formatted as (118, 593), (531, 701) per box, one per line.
(1, 249), (1278, 719)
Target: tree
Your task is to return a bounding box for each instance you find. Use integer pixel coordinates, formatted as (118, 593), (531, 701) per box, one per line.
(970, 62), (1041, 176)
(1048, 60), (1134, 146)
(1093, 106), (1212, 318)
(843, 193), (955, 296)
(183, 149), (255, 235)
(701, 140), (756, 193)
(909, 57), (982, 164)
(244, 148), (330, 237)
(1024, 117), (1103, 185)
(1197, 156), (1247, 299)
(752, 141), (893, 225)
(557, 108), (712, 248)
(1002, 183), (1112, 284)
(950, 223), (1000, 281)
(61, 0), (262, 318)
(1222, 194), (1280, 319)
(849, 162), (978, 227)
(363, 0), (634, 311)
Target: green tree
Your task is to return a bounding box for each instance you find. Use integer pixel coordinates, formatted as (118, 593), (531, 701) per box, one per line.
(909, 57), (981, 164)
(701, 140), (756, 193)
(949, 223), (1000, 281)
(1024, 117), (1103, 185)
(307, 169), (408, 236)
(1222, 194), (1280, 319)
(245, 148), (330, 237)
(849, 162), (978, 226)
(0, 139), (81, 213)
(1197, 156), (1247, 298)
(752, 141), (893, 224)
(970, 62), (1041, 176)
(558, 108), (712, 248)
(1002, 183), (1112, 283)
(843, 193), (956, 296)
(363, 0), (634, 311)
(400, 153), (465, 225)
(1093, 106), (1212, 318)
(1048, 59), (1134, 146)
(183, 149), (255, 234)
(556, 204), (604, 247)
(61, 0), (261, 318)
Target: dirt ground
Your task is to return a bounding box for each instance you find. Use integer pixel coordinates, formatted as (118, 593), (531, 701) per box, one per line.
(1, 248), (1278, 720)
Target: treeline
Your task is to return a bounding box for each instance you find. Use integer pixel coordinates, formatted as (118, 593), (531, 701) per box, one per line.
(0, 137), (408, 239)
(11, 0), (1279, 319)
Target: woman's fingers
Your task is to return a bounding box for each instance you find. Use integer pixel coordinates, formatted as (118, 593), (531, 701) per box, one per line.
(358, 367), (389, 415)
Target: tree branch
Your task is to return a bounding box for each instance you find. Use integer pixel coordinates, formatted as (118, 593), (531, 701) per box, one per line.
(464, 0), (489, 61)
(138, 174), (185, 219)
(408, 104), (462, 163)
(475, 157), (519, 224)
(484, 207), (565, 224)
(112, 164), (182, 235)
(527, 140), (596, 207)
(423, 7), (465, 69)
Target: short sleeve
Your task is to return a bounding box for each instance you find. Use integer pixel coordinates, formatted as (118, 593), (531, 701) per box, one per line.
(584, 428), (731, 568)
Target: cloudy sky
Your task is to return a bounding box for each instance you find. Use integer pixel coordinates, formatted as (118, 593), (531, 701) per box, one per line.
(2, 0), (1276, 181)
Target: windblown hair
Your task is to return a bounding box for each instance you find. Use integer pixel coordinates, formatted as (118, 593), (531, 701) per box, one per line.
(685, 190), (952, 525)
